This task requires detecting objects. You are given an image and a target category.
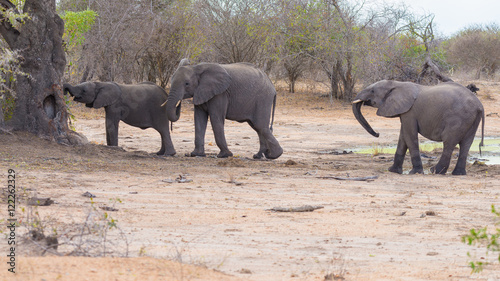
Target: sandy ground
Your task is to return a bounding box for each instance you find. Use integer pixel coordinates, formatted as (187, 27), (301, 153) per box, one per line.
(1, 81), (500, 280)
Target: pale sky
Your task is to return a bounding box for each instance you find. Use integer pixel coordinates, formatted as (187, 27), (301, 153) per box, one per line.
(380, 0), (500, 37)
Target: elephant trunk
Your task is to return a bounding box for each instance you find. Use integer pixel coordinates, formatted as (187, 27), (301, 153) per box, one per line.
(352, 100), (380, 137)
(165, 94), (182, 122)
(63, 83), (75, 96)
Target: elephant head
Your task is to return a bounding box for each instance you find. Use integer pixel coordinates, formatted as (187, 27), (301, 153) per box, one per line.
(63, 82), (121, 108)
(466, 83), (479, 94)
(352, 80), (420, 137)
(164, 60), (231, 122)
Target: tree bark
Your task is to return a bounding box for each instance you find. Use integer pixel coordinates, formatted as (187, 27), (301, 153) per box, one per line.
(0, 0), (86, 144)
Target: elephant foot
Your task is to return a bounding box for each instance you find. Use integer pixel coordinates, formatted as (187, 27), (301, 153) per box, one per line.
(253, 152), (264, 159)
(188, 151), (206, 157)
(389, 154), (405, 174)
(430, 165), (448, 175)
(451, 168), (467, 175)
(408, 168), (424, 175)
(157, 151), (176, 156)
(265, 147), (283, 160)
(388, 165), (403, 174)
(157, 149), (176, 156)
(217, 151), (233, 158)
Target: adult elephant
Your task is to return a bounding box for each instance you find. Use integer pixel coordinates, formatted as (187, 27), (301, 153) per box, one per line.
(63, 82), (176, 156)
(352, 80), (484, 175)
(164, 60), (283, 159)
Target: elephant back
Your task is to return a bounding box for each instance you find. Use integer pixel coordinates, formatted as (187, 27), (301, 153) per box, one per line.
(118, 83), (167, 112)
(223, 63), (276, 98)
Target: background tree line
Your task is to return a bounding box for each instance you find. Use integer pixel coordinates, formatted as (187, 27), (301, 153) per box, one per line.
(57, 0), (500, 100)
(3, 0), (499, 111)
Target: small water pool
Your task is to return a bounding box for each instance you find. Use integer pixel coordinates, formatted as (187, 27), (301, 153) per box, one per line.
(354, 137), (500, 165)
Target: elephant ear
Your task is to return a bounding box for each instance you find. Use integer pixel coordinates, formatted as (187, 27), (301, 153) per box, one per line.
(193, 63), (231, 105)
(376, 82), (420, 117)
(93, 82), (122, 108)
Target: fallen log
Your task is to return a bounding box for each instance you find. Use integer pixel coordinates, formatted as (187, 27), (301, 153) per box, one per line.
(418, 56), (453, 83)
(317, 175), (378, 181)
(267, 205), (324, 212)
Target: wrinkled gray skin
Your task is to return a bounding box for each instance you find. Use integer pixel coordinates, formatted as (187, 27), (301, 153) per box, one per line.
(352, 80), (484, 175)
(165, 60), (283, 159)
(63, 82), (175, 156)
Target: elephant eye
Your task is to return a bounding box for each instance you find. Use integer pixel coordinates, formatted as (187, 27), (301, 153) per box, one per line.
(185, 82), (189, 86)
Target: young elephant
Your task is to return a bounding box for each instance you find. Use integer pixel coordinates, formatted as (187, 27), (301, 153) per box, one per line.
(352, 80), (484, 175)
(63, 82), (176, 156)
(164, 60), (283, 159)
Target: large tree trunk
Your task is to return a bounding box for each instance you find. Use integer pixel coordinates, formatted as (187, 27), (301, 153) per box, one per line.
(0, 0), (86, 144)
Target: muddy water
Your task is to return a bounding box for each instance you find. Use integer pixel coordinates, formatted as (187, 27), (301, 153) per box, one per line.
(354, 137), (500, 164)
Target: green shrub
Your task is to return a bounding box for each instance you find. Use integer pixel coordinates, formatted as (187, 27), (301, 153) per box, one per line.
(462, 204), (500, 273)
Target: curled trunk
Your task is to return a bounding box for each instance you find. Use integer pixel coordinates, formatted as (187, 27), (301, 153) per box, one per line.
(63, 84), (75, 96)
(165, 95), (182, 122)
(352, 101), (379, 137)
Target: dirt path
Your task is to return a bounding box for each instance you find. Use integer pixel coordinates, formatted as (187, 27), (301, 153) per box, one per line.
(1, 82), (500, 280)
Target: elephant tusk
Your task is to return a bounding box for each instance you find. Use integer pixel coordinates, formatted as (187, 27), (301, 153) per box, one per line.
(352, 99), (363, 104)
(161, 100), (167, 107)
(176, 100), (181, 107)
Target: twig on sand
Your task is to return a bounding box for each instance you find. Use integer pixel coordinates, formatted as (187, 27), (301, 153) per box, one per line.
(100, 206), (119, 212)
(28, 197), (54, 206)
(317, 175), (378, 181)
(267, 205), (324, 212)
(222, 179), (244, 186)
(162, 174), (193, 183)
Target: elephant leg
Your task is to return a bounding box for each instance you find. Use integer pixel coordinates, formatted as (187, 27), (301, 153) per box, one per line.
(253, 134), (267, 160)
(407, 143), (423, 175)
(451, 132), (476, 175)
(105, 115), (119, 146)
(408, 154), (424, 174)
(452, 140), (472, 175)
(452, 114), (481, 175)
(156, 127), (176, 156)
(210, 115), (233, 158)
(256, 137), (267, 159)
(190, 107), (208, 157)
(431, 141), (457, 175)
(247, 121), (267, 159)
(400, 120), (423, 174)
(389, 131), (407, 174)
(262, 129), (282, 159)
(248, 121), (282, 160)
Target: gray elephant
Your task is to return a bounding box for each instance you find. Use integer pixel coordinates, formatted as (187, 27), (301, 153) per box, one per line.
(164, 60), (283, 159)
(63, 81), (176, 156)
(352, 80), (484, 175)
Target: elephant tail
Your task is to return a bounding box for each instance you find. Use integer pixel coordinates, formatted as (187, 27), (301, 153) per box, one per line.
(479, 110), (485, 156)
(270, 94), (277, 133)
